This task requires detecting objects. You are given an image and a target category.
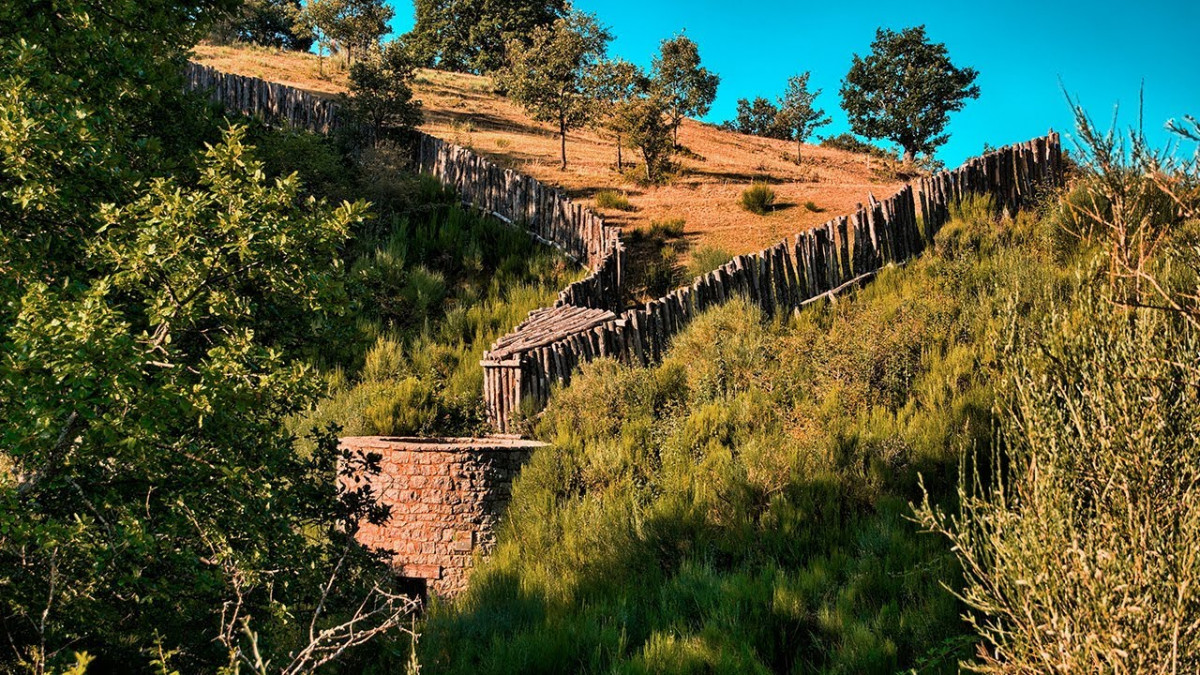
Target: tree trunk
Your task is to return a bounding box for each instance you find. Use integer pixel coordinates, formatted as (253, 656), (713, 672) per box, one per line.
(559, 117), (568, 171)
(796, 137), (803, 165)
(903, 148), (916, 165)
(616, 132), (623, 172)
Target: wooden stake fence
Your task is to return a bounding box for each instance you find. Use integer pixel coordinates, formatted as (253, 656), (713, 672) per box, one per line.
(184, 62), (1062, 434)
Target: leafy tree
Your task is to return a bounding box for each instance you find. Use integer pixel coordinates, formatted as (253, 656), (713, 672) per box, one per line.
(726, 97), (787, 139)
(210, 0), (314, 50)
(303, 0), (392, 67)
(408, 0), (567, 74)
(298, 0), (341, 75)
(777, 72), (831, 162)
(651, 33), (720, 146)
(1, 2), (418, 670)
(0, 0), (237, 299)
(499, 10), (612, 171)
(588, 57), (647, 171)
(616, 94), (674, 183)
(840, 26), (980, 163)
(343, 39), (424, 147)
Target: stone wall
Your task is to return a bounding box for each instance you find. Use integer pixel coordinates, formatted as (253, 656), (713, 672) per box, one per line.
(339, 436), (546, 597)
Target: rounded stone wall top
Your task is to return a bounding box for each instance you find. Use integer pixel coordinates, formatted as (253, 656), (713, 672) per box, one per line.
(340, 436), (549, 452)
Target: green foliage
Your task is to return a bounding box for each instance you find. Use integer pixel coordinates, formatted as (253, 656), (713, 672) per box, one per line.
(617, 95), (676, 184)
(419, 206), (1074, 672)
(649, 217), (686, 238)
(725, 96), (789, 140)
(343, 38), (424, 147)
(652, 33), (720, 145)
(687, 246), (734, 278)
(739, 182), (776, 215)
(0, 126), (407, 670)
(804, 200), (822, 212)
(594, 189), (633, 211)
(839, 26), (979, 163)
(302, 200), (581, 439)
(0, 5), (421, 668)
(915, 107), (1200, 673)
(0, 4), (231, 294)
(209, 0), (313, 50)
(300, 0), (393, 66)
(408, 0), (567, 73)
(819, 133), (896, 160)
(587, 57), (648, 171)
(918, 293), (1200, 672)
(777, 72), (831, 161)
(499, 10), (612, 170)
(247, 122), (358, 201)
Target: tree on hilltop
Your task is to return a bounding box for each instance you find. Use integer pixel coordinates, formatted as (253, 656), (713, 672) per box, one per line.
(616, 94), (675, 183)
(651, 33), (720, 146)
(301, 0), (392, 67)
(409, 0), (567, 73)
(840, 25), (979, 164)
(588, 57), (647, 172)
(777, 72), (831, 163)
(726, 96), (788, 140)
(209, 0), (313, 50)
(499, 10), (612, 171)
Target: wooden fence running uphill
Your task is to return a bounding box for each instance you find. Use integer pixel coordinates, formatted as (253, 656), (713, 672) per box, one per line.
(483, 135), (1062, 432)
(184, 62), (1062, 434)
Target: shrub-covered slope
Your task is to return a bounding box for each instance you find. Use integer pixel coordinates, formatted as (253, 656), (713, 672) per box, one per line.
(417, 197), (1081, 673)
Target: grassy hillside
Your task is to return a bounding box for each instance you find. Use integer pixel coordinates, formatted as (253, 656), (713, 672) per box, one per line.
(192, 44), (905, 262)
(246, 128), (584, 440)
(409, 196), (1083, 673)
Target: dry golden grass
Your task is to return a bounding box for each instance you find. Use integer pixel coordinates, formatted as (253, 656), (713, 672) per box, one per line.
(193, 43), (904, 259)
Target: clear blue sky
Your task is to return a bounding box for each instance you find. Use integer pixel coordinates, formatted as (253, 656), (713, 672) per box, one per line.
(385, 1), (1199, 167)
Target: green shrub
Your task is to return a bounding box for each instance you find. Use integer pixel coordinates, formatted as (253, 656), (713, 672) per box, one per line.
(739, 182), (776, 215)
(363, 377), (440, 436)
(917, 292), (1200, 672)
(686, 246), (733, 279)
(803, 200), (822, 213)
(649, 218), (686, 238)
(595, 189), (634, 211)
(819, 133), (896, 160)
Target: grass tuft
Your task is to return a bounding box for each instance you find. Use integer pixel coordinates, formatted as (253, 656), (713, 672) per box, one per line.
(739, 182), (776, 215)
(595, 189), (634, 211)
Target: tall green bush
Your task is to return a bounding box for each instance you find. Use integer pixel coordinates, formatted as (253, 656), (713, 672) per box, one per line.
(917, 294), (1200, 672)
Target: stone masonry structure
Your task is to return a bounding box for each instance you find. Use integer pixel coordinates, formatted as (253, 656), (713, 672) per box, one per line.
(340, 436), (546, 597)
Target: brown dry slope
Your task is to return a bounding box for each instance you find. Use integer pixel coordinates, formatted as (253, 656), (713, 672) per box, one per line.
(193, 44), (903, 258)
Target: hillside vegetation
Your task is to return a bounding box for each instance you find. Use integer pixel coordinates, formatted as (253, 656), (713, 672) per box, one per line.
(7, 0), (1200, 671)
(192, 43), (905, 260)
(413, 196), (1078, 672)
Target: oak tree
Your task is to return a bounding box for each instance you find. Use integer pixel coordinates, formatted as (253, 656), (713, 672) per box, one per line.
(616, 95), (675, 183)
(840, 26), (979, 163)
(499, 10), (612, 171)
(344, 39), (424, 147)
(409, 0), (567, 73)
(588, 57), (647, 172)
(727, 97), (788, 139)
(651, 33), (720, 146)
(777, 72), (831, 162)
